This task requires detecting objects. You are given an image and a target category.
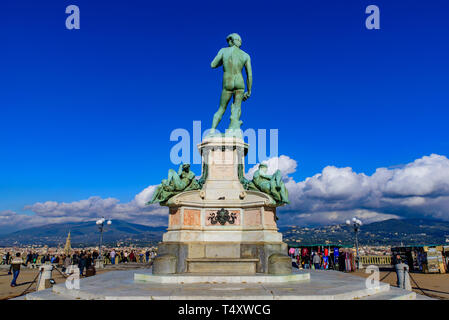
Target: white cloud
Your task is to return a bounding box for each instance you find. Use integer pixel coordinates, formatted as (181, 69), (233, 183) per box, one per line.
(2, 153), (449, 232)
(277, 153), (449, 225)
(18, 186), (169, 231)
(246, 155), (297, 180)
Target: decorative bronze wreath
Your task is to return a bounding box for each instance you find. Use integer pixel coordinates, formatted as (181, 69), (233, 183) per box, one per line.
(208, 208), (237, 225)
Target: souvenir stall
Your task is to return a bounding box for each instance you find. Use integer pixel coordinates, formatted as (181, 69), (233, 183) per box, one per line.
(443, 246), (449, 273)
(287, 244), (353, 271)
(391, 245), (447, 273)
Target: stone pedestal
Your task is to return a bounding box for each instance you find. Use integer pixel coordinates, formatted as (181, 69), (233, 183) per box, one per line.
(153, 136), (290, 275)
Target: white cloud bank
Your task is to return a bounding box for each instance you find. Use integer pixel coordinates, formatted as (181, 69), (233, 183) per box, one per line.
(255, 153), (449, 226)
(1, 153), (449, 232)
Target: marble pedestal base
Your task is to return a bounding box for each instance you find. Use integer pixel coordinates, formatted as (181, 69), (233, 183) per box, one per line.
(153, 136), (291, 275)
(155, 241), (288, 274)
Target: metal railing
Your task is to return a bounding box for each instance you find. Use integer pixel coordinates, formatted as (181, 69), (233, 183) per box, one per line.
(359, 255), (391, 265)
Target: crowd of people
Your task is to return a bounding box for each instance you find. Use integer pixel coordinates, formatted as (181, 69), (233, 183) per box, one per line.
(2, 248), (157, 287)
(104, 249), (156, 265)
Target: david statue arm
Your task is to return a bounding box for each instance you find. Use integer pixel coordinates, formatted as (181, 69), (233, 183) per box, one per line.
(243, 56), (252, 101)
(210, 49), (223, 68)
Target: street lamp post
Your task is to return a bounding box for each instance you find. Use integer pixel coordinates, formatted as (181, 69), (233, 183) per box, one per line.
(346, 217), (363, 269)
(96, 217), (112, 262)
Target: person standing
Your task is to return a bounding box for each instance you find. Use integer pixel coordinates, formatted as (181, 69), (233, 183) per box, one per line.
(303, 254), (310, 269)
(145, 250), (150, 263)
(9, 253), (26, 287)
(313, 252), (321, 270)
(86, 253), (92, 270)
(64, 255), (71, 274)
(25, 252), (32, 265)
(78, 253), (86, 276)
(110, 249), (116, 265)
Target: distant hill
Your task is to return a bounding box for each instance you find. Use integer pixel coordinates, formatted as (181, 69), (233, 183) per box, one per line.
(1, 218), (448, 247)
(281, 218), (449, 246)
(0, 220), (166, 247)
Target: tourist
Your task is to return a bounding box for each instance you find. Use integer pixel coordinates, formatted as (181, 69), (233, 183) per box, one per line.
(9, 253), (26, 287)
(145, 250), (150, 263)
(110, 249), (116, 265)
(86, 253), (93, 270)
(302, 254), (310, 269)
(25, 252), (33, 265)
(72, 251), (80, 265)
(124, 251), (128, 263)
(63, 255), (71, 273)
(85, 253), (96, 276)
(313, 252), (321, 270)
(79, 253), (87, 276)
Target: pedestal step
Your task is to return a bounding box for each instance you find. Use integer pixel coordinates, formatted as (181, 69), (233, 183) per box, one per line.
(186, 258), (259, 274)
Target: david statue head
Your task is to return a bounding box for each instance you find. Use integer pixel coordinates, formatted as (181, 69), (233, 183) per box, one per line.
(226, 33), (242, 48)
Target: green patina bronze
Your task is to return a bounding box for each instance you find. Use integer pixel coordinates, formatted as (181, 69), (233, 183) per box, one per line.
(250, 163), (289, 205)
(209, 33), (252, 134)
(198, 163), (208, 188)
(147, 164), (201, 204)
(148, 34), (289, 209)
(238, 163), (257, 191)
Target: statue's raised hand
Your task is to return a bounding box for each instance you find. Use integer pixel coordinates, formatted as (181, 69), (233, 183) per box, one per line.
(243, 91), (251, 101)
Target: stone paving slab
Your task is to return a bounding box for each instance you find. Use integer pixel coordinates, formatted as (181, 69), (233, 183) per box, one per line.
(20, 268), (423, 300)
(134, 272), (310, 284)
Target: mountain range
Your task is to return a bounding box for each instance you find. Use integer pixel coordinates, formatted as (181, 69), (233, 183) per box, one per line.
(0, 220), (166, 247)
(0, 218), (448, 247)
(280, 218), (449, 246)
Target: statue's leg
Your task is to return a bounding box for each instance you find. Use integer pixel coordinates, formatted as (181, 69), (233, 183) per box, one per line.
(270, 178), (281, 202)
(229, 90), (244, 130)
(166, 169), (176, 183)
(149, 186), (162, 203)
(167, 169), (184, 190)
(280, 183), (289, 203)
(273, 170), (282, 186)
(272, 170), (288, 203)
(211, 90), (233, 132)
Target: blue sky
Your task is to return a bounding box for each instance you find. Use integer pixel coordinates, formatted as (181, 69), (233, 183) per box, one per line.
(1, 0), (448, 231)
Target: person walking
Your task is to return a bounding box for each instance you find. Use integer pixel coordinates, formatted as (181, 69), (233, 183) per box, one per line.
(9, 253), (26, 287)
(313, 252), (321, 270)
